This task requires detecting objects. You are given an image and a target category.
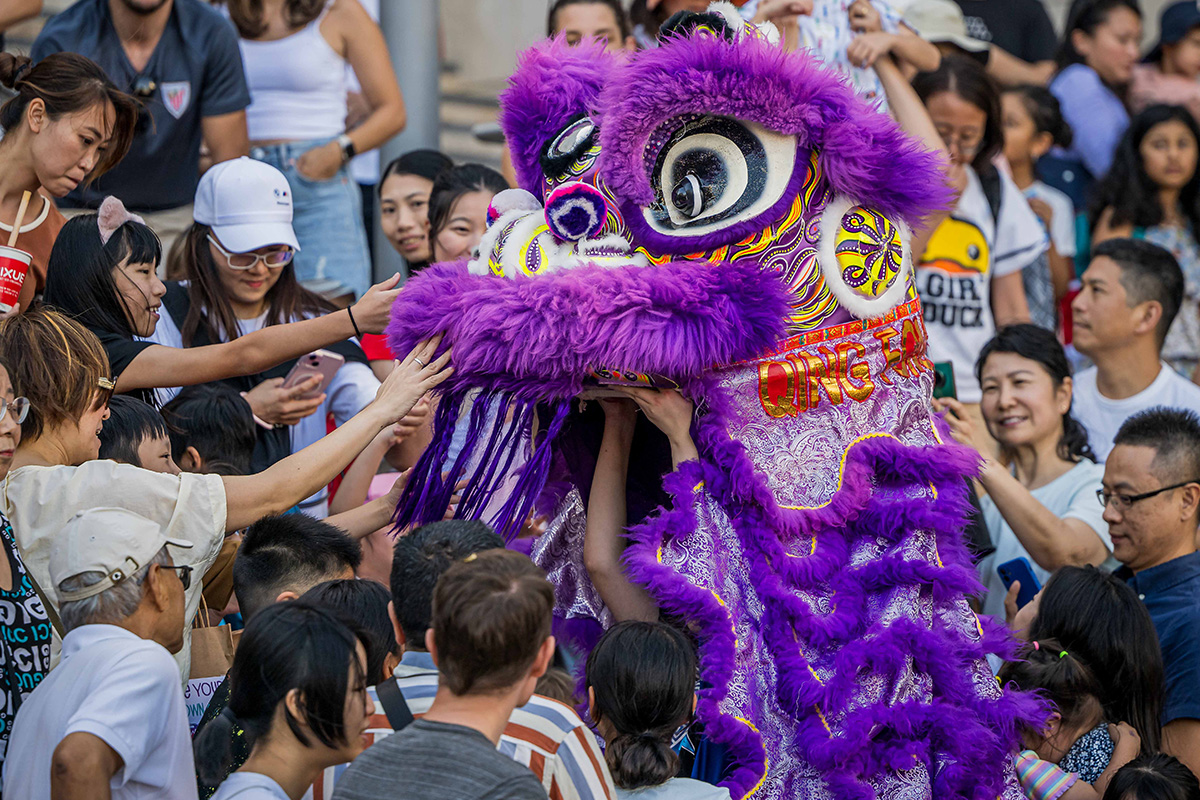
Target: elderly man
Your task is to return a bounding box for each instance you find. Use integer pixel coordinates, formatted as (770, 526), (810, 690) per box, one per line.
(1105, 408), (1200, 778)
(2, 508), (198, 800)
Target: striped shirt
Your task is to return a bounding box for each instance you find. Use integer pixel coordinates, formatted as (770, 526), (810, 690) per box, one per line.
(1015, 750), (1078, 800)
(312, 651), (615, 800)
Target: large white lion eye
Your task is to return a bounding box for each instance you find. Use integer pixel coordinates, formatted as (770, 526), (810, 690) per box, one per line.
(647, 116), (796, 237)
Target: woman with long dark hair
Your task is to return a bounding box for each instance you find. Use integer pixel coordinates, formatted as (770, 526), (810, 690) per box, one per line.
(148, 158), (387, 511)
(1050, 0), (1142, 183)
(427, 163), (510, 264)
(913, 56), (1040, 415)
(0, 51), (137, 313)
(195, 601), (375, 800)
(41, 188), (401, 415)
(227, 0), (406, 301)
(1015, 565), (1166, 756)
(1090, 104), (1200, 382)
(940, 324), (1112, 618)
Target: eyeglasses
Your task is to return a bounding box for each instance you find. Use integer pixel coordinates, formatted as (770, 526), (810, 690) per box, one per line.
(0, 396), (29, 424)
(96, 377), (115, 408)
(937, 131), (983, 158)
(163, 564), (193, 590)
(207, 235), (294, 270)
(1096, 479), (1200, 510)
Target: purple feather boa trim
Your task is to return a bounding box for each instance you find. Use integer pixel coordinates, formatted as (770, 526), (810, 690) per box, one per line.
(597, 32), (954, 224)
(386, 260), (792, 400)
(622, 377), (1047, 799)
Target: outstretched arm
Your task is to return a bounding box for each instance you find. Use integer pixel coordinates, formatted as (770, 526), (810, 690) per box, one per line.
(114, 275), (404, 393)
(584, 398), (659, 623)
(222, 338), (451, 531)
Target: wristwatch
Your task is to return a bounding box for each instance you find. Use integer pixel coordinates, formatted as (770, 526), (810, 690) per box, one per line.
(337, 133), (357, 163)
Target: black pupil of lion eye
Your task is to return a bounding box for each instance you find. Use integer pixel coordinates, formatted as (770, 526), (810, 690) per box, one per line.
(672, 177), (698, 216)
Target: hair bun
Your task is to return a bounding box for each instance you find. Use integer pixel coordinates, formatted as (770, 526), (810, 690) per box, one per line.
(0, 54), (33, 90)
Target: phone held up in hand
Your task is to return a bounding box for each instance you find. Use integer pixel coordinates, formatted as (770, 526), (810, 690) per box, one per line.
(282, 350), (344, 399)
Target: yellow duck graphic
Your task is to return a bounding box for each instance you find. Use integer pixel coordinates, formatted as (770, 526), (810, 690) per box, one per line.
(919, 217), (990, 275)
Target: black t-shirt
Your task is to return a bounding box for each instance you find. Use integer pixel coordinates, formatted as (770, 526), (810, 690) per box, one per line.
(33, 0), (250, 211)
(90, 325), (157, 407)
(952, 0), (1058, 64)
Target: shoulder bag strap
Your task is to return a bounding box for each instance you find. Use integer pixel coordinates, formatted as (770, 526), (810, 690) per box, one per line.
(375, 675), (415, 732)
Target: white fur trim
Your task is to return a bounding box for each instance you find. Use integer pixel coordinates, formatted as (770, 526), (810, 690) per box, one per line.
(489, 188), (542, 217)
(817, 195), (913, 320)
(706, 1), (746, 36)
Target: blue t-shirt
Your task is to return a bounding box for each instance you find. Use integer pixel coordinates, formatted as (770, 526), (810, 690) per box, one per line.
(33, 0), (250, 211)
(1122, 552), (1200, 725)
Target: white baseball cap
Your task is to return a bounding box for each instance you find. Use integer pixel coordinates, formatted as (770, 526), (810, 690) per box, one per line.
(50, 508), (193, 603)
(902, 0), (990, 58)
(193, 156), (302, 253)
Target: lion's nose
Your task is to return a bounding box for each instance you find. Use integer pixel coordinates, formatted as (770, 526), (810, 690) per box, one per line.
(544, 181), (608, 242)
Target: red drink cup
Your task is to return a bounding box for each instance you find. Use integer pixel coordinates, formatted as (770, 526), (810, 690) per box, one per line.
(0, 246), (31, 314)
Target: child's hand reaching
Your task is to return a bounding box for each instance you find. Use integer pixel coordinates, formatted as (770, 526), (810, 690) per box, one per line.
(849, 0), (882, 33)
(846, 31), (894, 68)
(1108, 722), (1141, 764)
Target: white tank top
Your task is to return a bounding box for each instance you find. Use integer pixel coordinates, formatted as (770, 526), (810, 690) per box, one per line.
(239, 3), (348, 141)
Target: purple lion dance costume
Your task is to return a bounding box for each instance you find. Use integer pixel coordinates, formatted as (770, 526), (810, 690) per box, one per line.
(388, 6), (1043, 798)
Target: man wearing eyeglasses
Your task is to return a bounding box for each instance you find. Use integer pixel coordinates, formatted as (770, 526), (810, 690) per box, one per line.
(33, 0), (250, 258)
(2, 507), (197, 800)
(1104, 407), (1200, 779)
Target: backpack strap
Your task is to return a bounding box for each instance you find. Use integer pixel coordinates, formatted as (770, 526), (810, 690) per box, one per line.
(979, 165), (1003, 225)
(375, 676), (415, 732)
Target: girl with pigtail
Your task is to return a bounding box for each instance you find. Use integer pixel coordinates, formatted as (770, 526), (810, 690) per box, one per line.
(999, 639), (1141, 799)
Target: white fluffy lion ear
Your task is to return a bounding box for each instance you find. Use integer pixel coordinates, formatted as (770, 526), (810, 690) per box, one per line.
(706, 2), (746, 33)
(817, 195), (913, 320)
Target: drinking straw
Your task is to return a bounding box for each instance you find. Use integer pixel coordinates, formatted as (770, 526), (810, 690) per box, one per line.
(6, 191), (31, 248)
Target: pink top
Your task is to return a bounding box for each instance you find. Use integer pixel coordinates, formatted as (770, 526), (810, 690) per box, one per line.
(1130, 64), (1200, 124)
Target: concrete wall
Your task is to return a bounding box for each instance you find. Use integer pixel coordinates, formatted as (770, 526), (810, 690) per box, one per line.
(438, 0), (547, 84)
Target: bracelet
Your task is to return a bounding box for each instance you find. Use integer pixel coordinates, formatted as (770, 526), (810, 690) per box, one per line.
(346, 305), (363, 339)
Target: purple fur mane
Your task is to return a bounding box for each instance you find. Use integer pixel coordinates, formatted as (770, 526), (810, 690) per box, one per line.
(386, 258), (792, 399)
(598, 31), (953, 224)
(500, 36), (618, 194)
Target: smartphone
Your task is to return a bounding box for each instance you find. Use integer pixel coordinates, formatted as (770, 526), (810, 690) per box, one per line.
(997, 557), (1042, 609)
(932, 361), (957, 400)
(282, 350), (344, 399)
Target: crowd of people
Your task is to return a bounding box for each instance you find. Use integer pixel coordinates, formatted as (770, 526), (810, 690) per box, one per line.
(0, 0), (1199, 798)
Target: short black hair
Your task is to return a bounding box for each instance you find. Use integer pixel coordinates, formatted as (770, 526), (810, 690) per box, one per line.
(1102, 753), (1200, 800)
(1092, 238), (1184, 346)
(303, 579), (397, 685)
(389, 519), (504, 647)
(233, 514), (363, 622)
(1114, 407), (1200, 488)
(97, 395), (169, 467)
(161, 384), (256, 475)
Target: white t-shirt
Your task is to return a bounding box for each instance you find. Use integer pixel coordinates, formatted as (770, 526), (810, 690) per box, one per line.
(212, 772), (290, 800)
(0, 462), (227, 678)
(1071, 363), (1200, 462)
(1, 625), (198, 800)
(917, 167), (1048, 401)
(149, 302), (380, 516)
(979, 460), (1112, 619)
(616, 778), (732, 800)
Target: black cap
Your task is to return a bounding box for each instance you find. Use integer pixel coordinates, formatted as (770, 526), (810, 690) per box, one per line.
(1147, 1), (1200, 62)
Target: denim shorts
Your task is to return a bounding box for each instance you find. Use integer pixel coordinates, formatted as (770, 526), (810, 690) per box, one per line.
(250, 138), (372, 299)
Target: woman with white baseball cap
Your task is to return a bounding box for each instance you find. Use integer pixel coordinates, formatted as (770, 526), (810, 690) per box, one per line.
(41, 157), (404, 416)
(151, 157), (394, 514)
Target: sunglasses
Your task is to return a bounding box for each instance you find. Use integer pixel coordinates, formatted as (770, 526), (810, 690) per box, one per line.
(208, 235), (294, 270)
(163, 564), (193, 590)
(0, 396), (29, 424)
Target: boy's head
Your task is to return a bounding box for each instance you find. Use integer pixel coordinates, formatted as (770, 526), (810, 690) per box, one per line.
(161, 384), (256, 475)
(232, 514), (363, 622)
(429, 549), (554, 700)
(1071, 238), (1183, 358)
(98, 395), (178, 474)
(303, 578), (399, 685)
(389, 519), (504, 651)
